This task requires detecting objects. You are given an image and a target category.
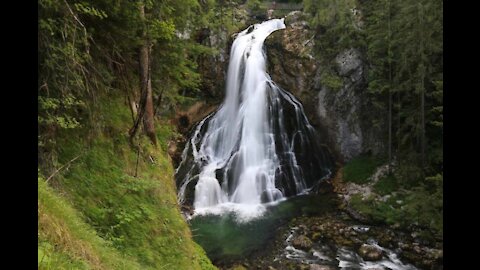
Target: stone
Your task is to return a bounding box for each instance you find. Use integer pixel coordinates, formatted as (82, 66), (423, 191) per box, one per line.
(309, 264), (335, 270)
(335, 48), (362, 77)
(292, 235), (313, 250)
(264, 10), (384, 162)
(358, 244), (383, 261)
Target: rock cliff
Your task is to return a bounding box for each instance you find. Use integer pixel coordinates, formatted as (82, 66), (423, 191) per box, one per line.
(265, 11), (383, 162)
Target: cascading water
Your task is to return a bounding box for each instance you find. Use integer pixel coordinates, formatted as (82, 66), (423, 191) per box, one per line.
(176, 19), (334, 221)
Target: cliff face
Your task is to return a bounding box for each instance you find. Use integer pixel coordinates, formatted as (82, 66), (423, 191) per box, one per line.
(265, 11), (383, 163)
(190, 10), (384, 163)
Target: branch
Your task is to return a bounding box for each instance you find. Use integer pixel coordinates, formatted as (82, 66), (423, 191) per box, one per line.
(45, 155), (82, 183)
(63, 0), (87, 34)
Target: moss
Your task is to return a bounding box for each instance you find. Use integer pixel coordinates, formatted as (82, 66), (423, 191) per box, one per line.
(322, 71), (344, 91)
(343, 155), (383, 184)
(40, 97), (216, 269)
(156, 120), (181, 154)
(349, 188), (442, 238)
(350, 193), (402, 225)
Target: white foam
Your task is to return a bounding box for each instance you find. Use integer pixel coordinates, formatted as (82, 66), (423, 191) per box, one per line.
(193, 202), (267, 223)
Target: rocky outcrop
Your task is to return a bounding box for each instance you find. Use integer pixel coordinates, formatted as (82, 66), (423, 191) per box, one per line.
(266, 11), (383, 162)
(196, 7), (250, 101)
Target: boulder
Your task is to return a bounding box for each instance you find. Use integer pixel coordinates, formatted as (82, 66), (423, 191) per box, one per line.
(358, 244), (383, 261)
(292, 235), (313, 250)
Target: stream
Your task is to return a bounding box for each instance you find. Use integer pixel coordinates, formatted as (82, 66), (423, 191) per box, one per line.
(189, 193), (423, 270)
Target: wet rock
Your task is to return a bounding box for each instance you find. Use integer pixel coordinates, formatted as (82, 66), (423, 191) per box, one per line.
(344, 205), (369, 223)
(358, 244), (383, 261)
(311, 232), (322, 241)
(429, 248), (443, 261)
(292, 235), (313, 250)
(298, 224), (308, 235)
(309, 264), (335, 270)
(351, 225), (370, 233)
(229, 265), (247, 270)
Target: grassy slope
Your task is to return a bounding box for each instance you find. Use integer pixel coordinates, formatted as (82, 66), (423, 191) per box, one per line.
(38, 97), (216, 270)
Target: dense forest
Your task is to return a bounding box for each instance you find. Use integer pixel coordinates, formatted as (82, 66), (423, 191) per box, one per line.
(38, 0), (442, 269)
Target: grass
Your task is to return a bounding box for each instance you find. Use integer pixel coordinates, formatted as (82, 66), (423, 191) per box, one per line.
(343, 155), (384, 184)
(39, 177), (141, 270)
(40, 97), (216, 270)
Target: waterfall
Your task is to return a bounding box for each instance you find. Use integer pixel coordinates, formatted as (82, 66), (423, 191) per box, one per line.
(176, 19), (333, 221)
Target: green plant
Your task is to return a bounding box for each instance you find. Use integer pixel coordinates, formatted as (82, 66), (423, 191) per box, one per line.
(373, 173), (398, 195)
(343, 155), (384, 184)
(322, 71), (344, 91)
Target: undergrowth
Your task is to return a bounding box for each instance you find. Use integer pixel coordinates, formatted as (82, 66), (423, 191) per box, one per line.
(343, 155), (384, 184)
(39, 97), (216, 269)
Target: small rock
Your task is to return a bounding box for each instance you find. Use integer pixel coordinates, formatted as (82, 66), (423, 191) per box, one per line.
(309, 264), (335, 270)
(413, 244), (422, 254)
(358, 244), (383, 261)
(298, 224), (308, 234)
(311, 232), (322, 241)
(292, 235), (313, 250)
(299, 264), (310, 270)
(398, 242), (409, 249)
(392, 223), (401, 229)
(351, 225), (370, 233)
(431, 249), (443, 260)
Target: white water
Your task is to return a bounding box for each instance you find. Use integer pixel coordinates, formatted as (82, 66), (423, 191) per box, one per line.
(176, 19), (331, 221)
(285, 228), (418, 270)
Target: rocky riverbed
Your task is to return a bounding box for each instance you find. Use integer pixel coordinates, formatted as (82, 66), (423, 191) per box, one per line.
(217, 180), (442, 270)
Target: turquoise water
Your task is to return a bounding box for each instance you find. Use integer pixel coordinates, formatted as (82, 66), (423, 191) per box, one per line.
(190, 193), (338, 263)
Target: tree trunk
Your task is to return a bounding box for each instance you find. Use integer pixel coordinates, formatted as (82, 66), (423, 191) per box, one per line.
(129, 3), (157, 146)
(387, 0), (392, 165)
(140, 41), (157, 145)
(418, 3), (425, 169)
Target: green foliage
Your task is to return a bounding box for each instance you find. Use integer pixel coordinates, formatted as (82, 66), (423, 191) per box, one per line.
(321, 71), (343, 91)
(39, 175), (142, 269)
(363, 0), (443, 173)
(373, 173), (398, 196)
(304, 0), (442, 182)
(247, 0), (262, 12)
(156, 121), (181, 152)
(40, 97), (216, 269)
(304, 0), (363, 60)
(343, 155), (384, 184)
(74, 2), (108, 19)
(38, 241), (90, 270)
(38, 0), (220, 155)
(349, 171), (443, 238)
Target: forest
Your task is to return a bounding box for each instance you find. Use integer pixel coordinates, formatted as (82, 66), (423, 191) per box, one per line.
(38, 0), (442, 269)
